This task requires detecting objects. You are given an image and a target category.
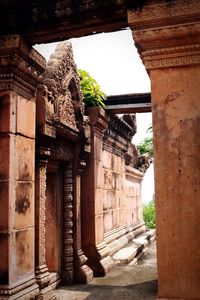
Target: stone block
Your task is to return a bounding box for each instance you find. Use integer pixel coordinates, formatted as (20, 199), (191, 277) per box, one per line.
(104, 169), (113, 190)
(103, 190), (108, 211)
(14, 182), (34, 229)
(102, 151), (111, 169)
(95, 215), (104, 245)
(95, 161), (104, 189)
(94, 136), (103, 162)
(112, 210), (118, 228)
(0, 181), (9, 231)
(11, 228), (34, 283)
(107, 190), (115, 210)
(16, 96), (36, 138)
(0, 93), (17, 134)
(103, 211), (113, 233)
(95, 189), (103, 215)
(0, 135), (10, 180)
(15, 135), (35, 181)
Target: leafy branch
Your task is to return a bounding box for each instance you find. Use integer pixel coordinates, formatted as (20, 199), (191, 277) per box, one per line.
(78, 69), (106, 107)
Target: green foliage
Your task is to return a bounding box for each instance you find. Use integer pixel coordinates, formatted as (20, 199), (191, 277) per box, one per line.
(143, 200), (156, 229)
(78, 69), (106, 107)
(137, 137), (153, 157)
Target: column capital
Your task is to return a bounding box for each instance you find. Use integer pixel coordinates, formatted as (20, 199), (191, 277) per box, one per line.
(0, 35), (45, 99)
(128, 0), (200, 70)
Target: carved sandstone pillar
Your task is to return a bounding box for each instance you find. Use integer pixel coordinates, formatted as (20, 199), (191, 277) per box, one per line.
(35, 148), (56, 299)
(63, 163), (74, 284)
(128, 1), (200, 299)
(0, 35), (45, 298)
(73, 157), (93, 283)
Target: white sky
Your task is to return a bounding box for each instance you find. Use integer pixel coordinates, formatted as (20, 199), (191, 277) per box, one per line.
(34, 29), (154, 203)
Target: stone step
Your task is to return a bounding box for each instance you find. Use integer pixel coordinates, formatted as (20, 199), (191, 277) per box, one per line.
(112, 229), (156, 266)
(112, 242), (138, 265)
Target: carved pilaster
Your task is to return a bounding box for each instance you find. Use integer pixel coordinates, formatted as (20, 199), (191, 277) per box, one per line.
(63, 163), (74, 284)
(35, 148), (55, 299)
(73, 158), (93, 283)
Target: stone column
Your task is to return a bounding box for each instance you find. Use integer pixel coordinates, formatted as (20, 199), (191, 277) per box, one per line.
(81, 107), (113, 276)
(128, 1), (200, 299)
(0, 35), (45, 298)
(73, 157), (93, 283)
(63, 162), (74, 284)
(35, 148), (55, 299)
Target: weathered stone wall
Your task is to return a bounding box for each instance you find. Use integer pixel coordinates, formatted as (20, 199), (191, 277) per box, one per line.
(102, 151), (143, 234)
(81, 107), (145, 276)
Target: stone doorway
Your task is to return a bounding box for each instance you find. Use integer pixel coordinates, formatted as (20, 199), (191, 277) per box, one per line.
(46, 162), (63, 285)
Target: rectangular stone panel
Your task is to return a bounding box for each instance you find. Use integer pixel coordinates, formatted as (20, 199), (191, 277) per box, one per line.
(10, 228), (34, 284)
(95, 215), (104, 245)
(95, 161), (104, 189)
(16, 95), (35, 139)
(15, 135), (35, 181)
(95, 189), (103, 215)
(0, 135), (10, 180)
(0, 181), (9, 231)
(14, 181), (34, 230)
(103, 211), (113, 233)
(0, 93), (16, 134)
(94, 136), (103, 162)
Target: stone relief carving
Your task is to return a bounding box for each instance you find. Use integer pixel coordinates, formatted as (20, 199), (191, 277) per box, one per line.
(41, 41), (84, 131)
(128, 0), (200, 24)
(129, 1), (200, 70)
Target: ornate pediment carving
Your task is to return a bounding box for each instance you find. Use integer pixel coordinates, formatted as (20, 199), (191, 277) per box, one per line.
(37, 41), (84, 134)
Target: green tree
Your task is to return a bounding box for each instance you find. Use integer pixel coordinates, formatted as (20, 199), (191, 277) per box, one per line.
(143, 200), (156, 229)
(137, 137), (153, 157)
(78, 69), (106, 107)
(137, 124), (153, 157)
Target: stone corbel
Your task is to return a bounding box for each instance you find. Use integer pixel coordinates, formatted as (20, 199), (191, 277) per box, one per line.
(128, 0), (200, 70)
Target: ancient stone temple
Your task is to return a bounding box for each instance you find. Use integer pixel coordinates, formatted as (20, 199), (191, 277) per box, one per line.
(0, 39), (150, 299)
(1, 0), (200, 299)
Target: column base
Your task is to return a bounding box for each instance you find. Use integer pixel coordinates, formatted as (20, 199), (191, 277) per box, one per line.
(86, 242), (114, 276)
(0, 277), (39, 299)
(36, 286), (56, 300)
(74, 249), (93, 283)
(35, 264), (56, 299)
(35, 264), (50, 289)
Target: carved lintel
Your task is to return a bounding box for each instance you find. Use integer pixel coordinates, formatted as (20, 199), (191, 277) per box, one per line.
(128, 0), (200, 70)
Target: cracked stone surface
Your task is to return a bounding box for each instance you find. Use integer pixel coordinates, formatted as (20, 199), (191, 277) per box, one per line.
(55, 241), (157, 299)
